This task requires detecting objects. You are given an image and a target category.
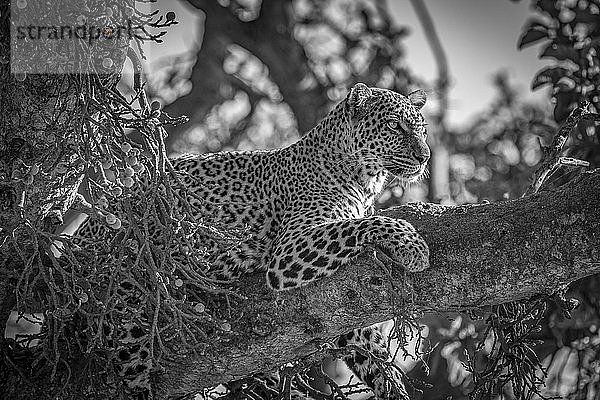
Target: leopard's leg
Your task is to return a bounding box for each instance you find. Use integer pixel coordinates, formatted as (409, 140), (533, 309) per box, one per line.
(266, 215), (429, 290)
(110, 280), (153, 399)
(336, 324), (409, 400)
(266, 215), (428, 399)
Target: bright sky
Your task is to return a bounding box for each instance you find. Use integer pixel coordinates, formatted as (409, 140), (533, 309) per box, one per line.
(143, 0), (551, 128)
(388, 0), (550, 127)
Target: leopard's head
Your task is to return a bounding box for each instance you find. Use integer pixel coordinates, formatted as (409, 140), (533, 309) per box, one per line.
(344, 83), (430, 182)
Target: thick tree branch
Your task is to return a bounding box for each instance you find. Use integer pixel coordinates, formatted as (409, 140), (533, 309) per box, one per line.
(165, 0), (329, 150)
(157, 169), (600, 397)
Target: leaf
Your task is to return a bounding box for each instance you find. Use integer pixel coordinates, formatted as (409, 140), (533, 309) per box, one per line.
(536, 0), (560, 18)
(539, 42), (579, 61)
(572, 9), (600, 24)
(553, 91), (578, 122)
(531, 67), (571, 90)
(518, 21), (549, 49)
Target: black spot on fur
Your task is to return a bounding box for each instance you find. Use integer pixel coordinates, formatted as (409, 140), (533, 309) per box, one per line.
(129, 344), (141, 353)
(338, 249), (353, 258)
(130, 325), (145, 339)
(135, 364), (147, 374)
(283, 269), (298, 278)
(327, 260), (342, 271)
(345, 236), (357, 247)
(326, 241), (341, 253)
(298, 249), (310, 259)
(314, 256), (329, 268)
(303, 251), (318, 262)
(268, 272), (280, 288)
(302, 267), (317, 280)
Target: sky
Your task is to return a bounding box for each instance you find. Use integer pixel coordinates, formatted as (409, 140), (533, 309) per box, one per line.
(388, 0), (550, 127)
(142, 0), (551, 129)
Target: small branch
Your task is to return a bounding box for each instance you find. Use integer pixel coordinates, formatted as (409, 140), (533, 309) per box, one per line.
(582, 112), (600, 122)
(523, 103), (592, 196)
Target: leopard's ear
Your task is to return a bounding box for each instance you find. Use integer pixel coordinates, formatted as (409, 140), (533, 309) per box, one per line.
(346, 83), (372, 121)
(408, 89), (427, 109)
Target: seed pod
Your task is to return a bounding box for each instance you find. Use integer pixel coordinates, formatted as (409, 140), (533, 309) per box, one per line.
(120, 142), (132, 154)
(123, 166), (135, 177)
(194, 303), (205, 313)
(151, 100), (162, 110)
(105, 213), (117, 225)
(121, 177), (135, 188)
(125, 156), (139, 166)
(11, 170), (24, 180)
(111, 186), (123, 197)
(110, 218), (122, 230)
(97, 196), (108, 209)
(55, 163), (68, 174)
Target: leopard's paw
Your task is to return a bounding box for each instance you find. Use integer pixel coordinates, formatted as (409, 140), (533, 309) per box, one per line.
(375, 232), (429, 272)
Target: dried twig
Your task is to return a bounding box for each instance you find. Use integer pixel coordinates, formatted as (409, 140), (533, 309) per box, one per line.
(523, 103), (593, 197)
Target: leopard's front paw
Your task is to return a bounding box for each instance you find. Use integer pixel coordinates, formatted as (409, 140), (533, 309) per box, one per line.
(405, 235), (429, 272)
(375, 232), (429, 273)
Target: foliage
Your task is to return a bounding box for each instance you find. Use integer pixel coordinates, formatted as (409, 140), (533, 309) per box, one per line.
(517, 0), (600, 189)
(0, 2), (243, 398)
(518, 0), (599, 124)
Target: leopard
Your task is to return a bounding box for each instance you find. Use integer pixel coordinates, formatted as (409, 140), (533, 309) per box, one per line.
(74, 83), (431, 399)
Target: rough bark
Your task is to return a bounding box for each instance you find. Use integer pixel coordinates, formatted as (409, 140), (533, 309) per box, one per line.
(155, 169), (600, 396)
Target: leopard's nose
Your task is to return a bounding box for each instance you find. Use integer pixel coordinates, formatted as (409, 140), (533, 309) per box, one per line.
(412, 150), (430, 164)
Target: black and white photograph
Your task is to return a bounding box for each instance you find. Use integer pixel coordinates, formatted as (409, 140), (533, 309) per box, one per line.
(1, 0), (599, 399)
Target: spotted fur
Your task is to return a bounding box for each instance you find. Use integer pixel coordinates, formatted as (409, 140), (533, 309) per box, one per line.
(76, 83), (430, 399)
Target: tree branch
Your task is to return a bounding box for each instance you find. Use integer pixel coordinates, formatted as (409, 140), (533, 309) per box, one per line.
(165, 0), (329, 150)
(157, 169), (600, 397)
(409, 0), (451, 202)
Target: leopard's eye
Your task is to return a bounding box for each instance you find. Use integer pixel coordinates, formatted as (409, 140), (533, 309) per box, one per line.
(386, 119), (406, 133)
